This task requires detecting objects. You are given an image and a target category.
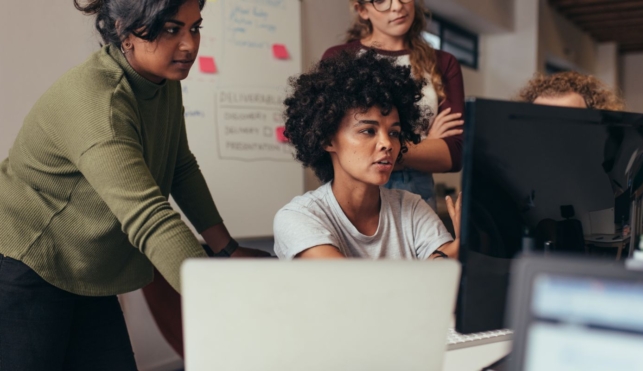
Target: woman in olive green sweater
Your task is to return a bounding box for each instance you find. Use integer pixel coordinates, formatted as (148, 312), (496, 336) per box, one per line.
(0, 0), (263, 369)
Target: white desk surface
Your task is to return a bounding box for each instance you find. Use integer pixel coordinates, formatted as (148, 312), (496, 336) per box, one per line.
(585, 233), (629, 243)
(442, 341), (512, 371)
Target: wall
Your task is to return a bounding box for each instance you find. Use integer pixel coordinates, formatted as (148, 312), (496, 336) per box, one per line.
(595, 42), (619, 90)
(0, 1), (98, 158)
(425, 0), (513, 34)
(538, 0), (597, 73)
(482, 0), (540, 100)
(621, 53), (643, 112)
(301, 0), (352, 191)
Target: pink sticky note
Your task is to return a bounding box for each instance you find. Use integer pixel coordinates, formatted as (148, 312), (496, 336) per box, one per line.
(198, 56), (217, 74)
(272, 44), (290, 60)
(276, 126), (288, 143)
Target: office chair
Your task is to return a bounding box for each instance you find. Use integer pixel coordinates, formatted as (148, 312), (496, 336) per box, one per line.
(556, 205), (586, 253)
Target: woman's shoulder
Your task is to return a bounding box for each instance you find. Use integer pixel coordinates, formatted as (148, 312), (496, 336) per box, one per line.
(321, 40), (363, 60)
(434, 49), (462, 74)
(277, 183), (331, 213)
(274, 183), (338, 230)
(381, 187), (424, 206)
(43, 47), (133, 111)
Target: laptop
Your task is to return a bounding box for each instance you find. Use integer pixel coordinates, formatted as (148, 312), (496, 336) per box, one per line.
(506, 255), (643, 370)
(181, 259), (460, 371)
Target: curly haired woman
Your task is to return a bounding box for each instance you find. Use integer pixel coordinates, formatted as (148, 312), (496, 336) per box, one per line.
(274, 50), (460, 260)
(518, 71), (625, 110)
(321, 0), (465, 211)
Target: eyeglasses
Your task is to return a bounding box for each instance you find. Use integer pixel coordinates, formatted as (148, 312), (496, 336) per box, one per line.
(358, 0), (414, 12)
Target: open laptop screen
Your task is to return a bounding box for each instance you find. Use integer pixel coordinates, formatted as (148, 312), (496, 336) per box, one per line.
(524, 274), (643, 370)
(507, 256), (643, 371)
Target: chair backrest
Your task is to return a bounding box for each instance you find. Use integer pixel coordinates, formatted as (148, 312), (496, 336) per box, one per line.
(556, 218), (585, 252)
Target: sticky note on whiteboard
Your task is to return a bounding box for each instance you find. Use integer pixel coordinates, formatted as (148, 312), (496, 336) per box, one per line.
(276, 126), (288, 143)
(272, 44), (290, 60)
(198, 56), (217, 74)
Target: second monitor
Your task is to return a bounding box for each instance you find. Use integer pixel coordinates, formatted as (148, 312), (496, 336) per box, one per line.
(457, 98), (643, 333)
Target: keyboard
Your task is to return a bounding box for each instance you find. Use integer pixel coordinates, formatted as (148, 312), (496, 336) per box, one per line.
(446, 327), (513, 350)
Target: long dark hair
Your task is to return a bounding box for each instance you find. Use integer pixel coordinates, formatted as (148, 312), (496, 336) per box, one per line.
(74, 0), (206, 47)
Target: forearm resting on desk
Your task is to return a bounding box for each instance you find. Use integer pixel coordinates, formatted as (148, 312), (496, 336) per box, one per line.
(431, 239), (459, 260)
(296, 245), (345, 259)
(201, 223), (271, 257)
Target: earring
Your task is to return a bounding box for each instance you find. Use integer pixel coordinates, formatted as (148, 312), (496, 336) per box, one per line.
(120, 42), (131, 54)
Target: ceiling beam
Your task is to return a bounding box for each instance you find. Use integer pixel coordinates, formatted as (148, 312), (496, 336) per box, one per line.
(570, 10), (643, 23)
(552, 1), (643, 16)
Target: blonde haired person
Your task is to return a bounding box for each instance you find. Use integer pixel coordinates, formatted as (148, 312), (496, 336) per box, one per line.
(518, 71), (625, 110)
(519, 71), (631, 221)
(322, 0), (465, 211)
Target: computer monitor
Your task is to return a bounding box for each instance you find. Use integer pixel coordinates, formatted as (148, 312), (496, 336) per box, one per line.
(457, 98), (643, 334)
(615, 189), (631, 225)
(506, 255), (643, 371)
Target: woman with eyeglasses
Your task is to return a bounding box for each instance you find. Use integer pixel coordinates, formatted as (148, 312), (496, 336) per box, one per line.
(322, 0), (465, 212)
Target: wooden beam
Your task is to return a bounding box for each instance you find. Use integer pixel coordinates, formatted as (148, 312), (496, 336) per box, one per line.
(594, 34), (643, 42)
(551, 0), (643, 9)
(578, 19), (643, 29)
(553, 1), (643, 16)
(619, 45), (643, 53)
(570, 9), (643, 23)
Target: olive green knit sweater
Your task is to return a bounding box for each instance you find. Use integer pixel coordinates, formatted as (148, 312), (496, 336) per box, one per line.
(0, 45), (221, 296)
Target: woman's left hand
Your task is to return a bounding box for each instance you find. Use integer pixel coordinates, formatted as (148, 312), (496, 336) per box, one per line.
(443, 192), (462, 259)
(446, 192), (461, 240)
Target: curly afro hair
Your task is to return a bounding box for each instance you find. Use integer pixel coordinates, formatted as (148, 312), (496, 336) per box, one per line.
(283, 49), (430, 183)
(518, 71), (625, 111)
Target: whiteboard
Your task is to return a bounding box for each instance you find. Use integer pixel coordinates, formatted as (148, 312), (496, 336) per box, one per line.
(177, 0), (304, 238)
(0, 0), (303, 240)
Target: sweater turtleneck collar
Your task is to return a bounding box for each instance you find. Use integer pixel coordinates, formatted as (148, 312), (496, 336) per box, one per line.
(107, 44), (167, 100)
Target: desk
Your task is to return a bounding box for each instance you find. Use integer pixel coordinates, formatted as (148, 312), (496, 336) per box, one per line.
(442, 341), (511, 371)
(584, 234), (630, 260)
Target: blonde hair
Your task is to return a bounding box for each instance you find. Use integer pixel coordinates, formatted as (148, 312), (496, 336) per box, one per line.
(518, 71), (625, 111)
(346, 0), (445, 102)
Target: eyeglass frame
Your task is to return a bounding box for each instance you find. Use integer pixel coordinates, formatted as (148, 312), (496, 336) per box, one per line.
(357, 0), (414, 12)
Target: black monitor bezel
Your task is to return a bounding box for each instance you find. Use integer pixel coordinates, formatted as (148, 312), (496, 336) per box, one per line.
(456, 98), (643, 334)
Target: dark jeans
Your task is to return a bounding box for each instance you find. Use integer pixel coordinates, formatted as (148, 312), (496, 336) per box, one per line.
(0, 254), (137, 371)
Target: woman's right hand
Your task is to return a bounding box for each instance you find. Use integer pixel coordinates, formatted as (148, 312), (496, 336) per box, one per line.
(427, 108), (464, 139)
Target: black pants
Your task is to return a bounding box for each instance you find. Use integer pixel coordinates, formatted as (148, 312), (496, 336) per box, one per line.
(0, 254), (137, 371)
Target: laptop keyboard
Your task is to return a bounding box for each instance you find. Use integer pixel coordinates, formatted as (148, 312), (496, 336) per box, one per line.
(446, 328), (513, 350)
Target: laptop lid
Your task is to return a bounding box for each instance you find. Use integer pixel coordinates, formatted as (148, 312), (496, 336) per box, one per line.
(506, 255), (643, 370)
(181, 259), (460, 371)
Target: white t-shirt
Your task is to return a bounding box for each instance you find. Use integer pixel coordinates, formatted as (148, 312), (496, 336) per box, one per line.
(273, 182), (453, 259)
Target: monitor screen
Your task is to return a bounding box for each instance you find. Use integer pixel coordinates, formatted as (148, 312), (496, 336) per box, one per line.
(457, 99), (643, 333)
(524, 273), (643, 370)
